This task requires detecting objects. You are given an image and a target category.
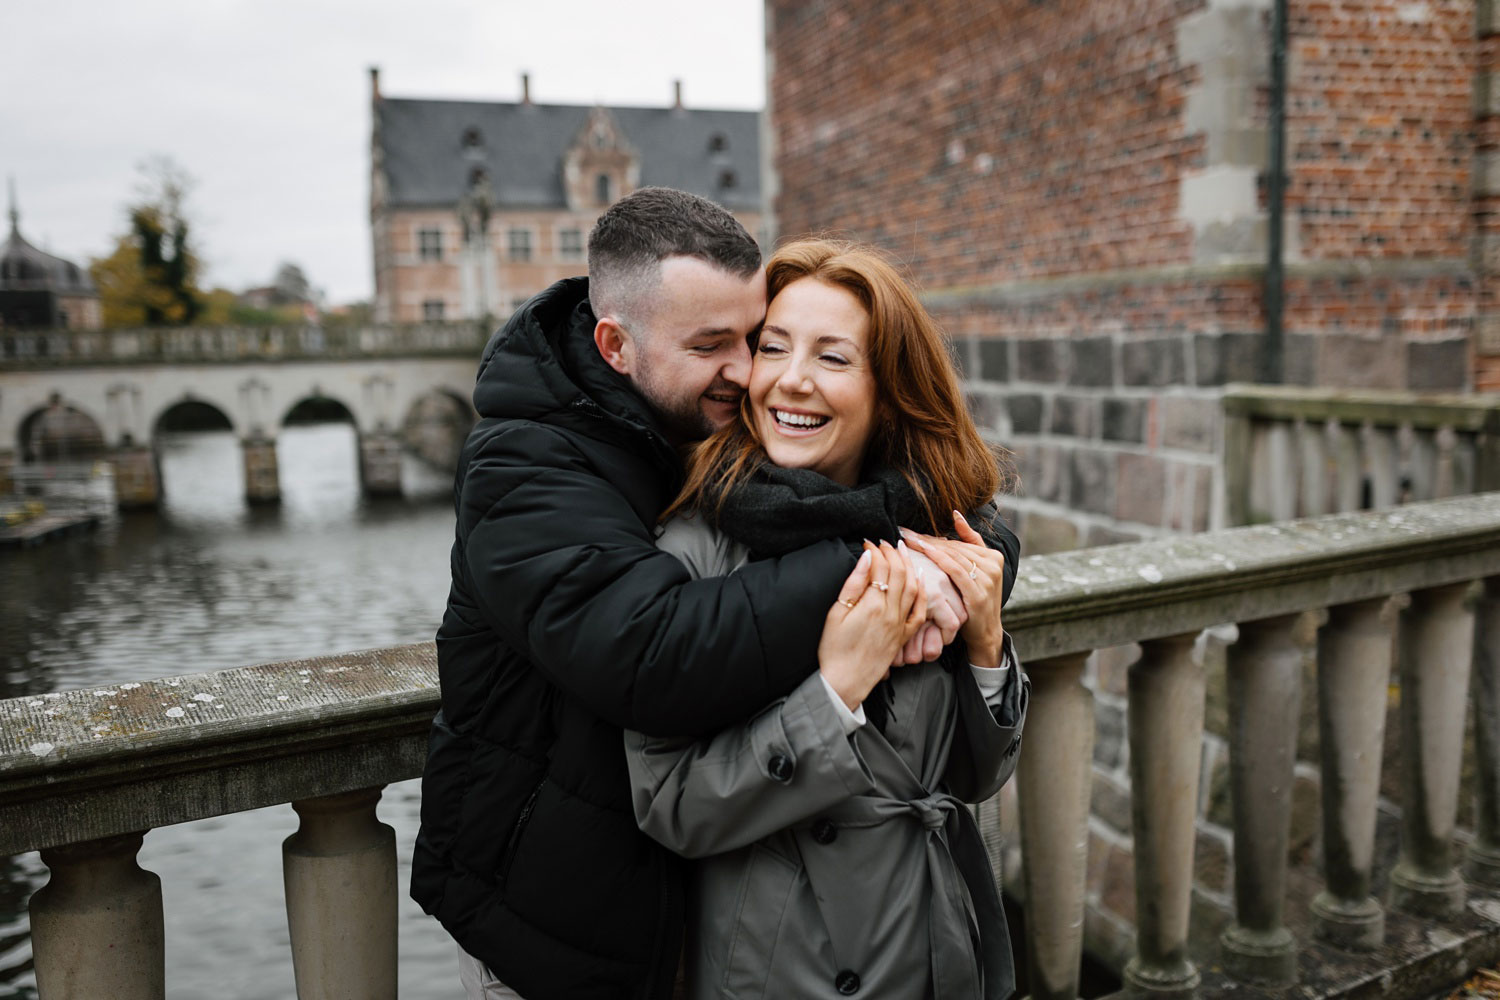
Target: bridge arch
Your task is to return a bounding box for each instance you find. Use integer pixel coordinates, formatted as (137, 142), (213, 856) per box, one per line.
(281, 393), (359, 430)
(16, 395), (107, 464)
(401, 387), (477, 472)
(147, 393), (244, 445)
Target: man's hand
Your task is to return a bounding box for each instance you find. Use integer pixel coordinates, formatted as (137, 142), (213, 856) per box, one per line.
(892, 541), (969, 665)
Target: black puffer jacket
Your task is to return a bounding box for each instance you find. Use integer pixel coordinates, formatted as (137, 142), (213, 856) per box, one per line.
(410, 278), (859, 1000)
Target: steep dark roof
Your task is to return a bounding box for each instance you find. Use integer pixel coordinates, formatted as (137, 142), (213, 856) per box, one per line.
(0, 220), (96, 295)
(376, 98), (761, 211)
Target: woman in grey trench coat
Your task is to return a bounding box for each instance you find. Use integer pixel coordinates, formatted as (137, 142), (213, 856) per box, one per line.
(626, 239), (1029, 1000)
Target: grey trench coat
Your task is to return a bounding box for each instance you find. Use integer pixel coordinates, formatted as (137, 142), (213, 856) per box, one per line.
(626, 517), (1029, 1000)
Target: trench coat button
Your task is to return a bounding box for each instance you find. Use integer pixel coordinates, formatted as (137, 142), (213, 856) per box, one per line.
(812, 818), (838, 844)
(768, 753), (794, 783)
(835, 969), (861, 994)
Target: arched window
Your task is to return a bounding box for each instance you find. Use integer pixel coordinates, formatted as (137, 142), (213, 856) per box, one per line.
(462, 127), (483, 148)
(719, 169), (737, 190)
(596, 174), (612, 205)
(708, 133), (728, 153)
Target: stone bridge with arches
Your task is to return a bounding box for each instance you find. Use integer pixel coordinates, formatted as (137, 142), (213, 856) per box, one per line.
(0, 323), (488, 507)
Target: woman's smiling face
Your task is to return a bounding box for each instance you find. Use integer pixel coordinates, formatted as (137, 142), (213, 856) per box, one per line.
(750, 277), (878, 486)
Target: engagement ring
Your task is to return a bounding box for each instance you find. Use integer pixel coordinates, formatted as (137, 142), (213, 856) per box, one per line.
(871, 580), (890, 592)
(838, 598), (858, 609)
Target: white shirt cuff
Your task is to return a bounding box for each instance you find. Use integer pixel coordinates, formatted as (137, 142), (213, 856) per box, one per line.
(969, 636), (1015, 704)
(819, 673), (867, 734)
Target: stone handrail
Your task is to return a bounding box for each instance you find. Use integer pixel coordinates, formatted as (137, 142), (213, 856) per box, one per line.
(0, 322), (490, 368)
(6, 493), (1500, 997)
(1221, 383), (1500, 525)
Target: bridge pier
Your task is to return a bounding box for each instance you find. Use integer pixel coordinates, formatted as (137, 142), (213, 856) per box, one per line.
(359, 431), (403, 498)
(242, 434), (281, 505)
(0, 448), (13, 494)
(111, 445), (161, 510)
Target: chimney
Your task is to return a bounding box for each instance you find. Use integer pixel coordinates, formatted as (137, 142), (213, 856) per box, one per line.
(369, 66), (381, 102)
(521, 72), (532, 106)
(673, 79), (683, 111)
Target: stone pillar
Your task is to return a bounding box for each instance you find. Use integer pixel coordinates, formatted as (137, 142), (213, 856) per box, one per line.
(1312, 598), (1392, 949)
(0, 448), (13, 494)
(111, 445), (161, 510)
(283, 787), (397, 1000)
(358, 430), (402, 498)
(1017, 652), (1093, 1000)
(1124, 633), (1204, 999)
(1390, 582), (1474, 918)
(242, 434), (281, 505)
(1468, 577), (1500, 886)
(29, 832), (165, 1000)
(1220, 613), (1301, 986)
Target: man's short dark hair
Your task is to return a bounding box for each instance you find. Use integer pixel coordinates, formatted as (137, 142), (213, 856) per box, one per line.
(588, 187), (761, 329)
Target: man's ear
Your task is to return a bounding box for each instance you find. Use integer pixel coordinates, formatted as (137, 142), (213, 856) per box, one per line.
(594, 317), (633, 376)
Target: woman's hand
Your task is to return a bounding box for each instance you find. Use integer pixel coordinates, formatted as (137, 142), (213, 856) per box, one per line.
(902, 511), (1007, 667)
(819, 541), (925, 711)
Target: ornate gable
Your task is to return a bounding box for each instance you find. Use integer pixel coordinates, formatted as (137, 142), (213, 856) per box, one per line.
(562, 107), (640, 211)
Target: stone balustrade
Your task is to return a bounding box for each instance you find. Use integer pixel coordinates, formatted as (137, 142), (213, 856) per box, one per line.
(0, 322), (489, 368)
(7, 494), (1500, 997)
(1222, 384), (1500, 526)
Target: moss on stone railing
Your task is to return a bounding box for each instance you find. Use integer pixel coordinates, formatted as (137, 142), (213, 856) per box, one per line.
(0, 322), (490, 368)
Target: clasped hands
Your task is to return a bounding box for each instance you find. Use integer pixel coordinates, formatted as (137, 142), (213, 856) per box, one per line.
(818, 512), (1008, 712)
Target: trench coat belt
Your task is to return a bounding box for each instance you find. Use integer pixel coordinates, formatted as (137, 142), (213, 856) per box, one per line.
(828, 791), (986, 1000)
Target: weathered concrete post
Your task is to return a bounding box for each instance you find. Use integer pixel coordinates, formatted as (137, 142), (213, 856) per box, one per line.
(242, 434), (281, 505)
(1390, 581), (1473, 918)
(358, 430), (403, 498)
(1124, 632), (1204, 999)
(29, 832), (165, 1000)
(1312, 598), (1392, 949)
(111, 445), (161, 509)
(1468, 577), (1500, 886)
(283, 786), (397, 1000)
(1017, 651), (1093, 1000)
(1220, 613), (1301, 986)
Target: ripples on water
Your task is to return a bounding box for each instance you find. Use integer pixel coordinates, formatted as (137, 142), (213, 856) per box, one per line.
(1, 424), (461, 999)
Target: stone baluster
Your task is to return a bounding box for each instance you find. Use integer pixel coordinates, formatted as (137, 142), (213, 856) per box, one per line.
(1390, 582), (1474, 917)
(1311, 598), (1393, 949)
(1123, 633), (1204, 999)
(29, 832), (165, 1000)
(283, 787), (398, 1000)
(1220, 613), (1301, 986)
(1363, 423), (1398, 509)
(1017, 652), (1094, 1000)
(1330, 421), (1362, 513)
(1468, 577), (1500, 886)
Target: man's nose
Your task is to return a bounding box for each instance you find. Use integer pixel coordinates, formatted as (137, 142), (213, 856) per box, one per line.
(721, 336), (752, 388)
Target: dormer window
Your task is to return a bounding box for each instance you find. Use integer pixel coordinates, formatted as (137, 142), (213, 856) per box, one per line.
(708, 133), (728, 153)
(596, 174), (612, 205)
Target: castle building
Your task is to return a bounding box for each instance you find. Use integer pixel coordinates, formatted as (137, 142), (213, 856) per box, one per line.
(0, 185), (101, 331)
(368, 69), (762, 324)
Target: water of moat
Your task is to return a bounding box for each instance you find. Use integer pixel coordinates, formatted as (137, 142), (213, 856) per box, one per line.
(0, 424), (460, 999)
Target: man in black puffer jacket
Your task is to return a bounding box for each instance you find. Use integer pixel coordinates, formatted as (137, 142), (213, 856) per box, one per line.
(411, 189), (872, 1000)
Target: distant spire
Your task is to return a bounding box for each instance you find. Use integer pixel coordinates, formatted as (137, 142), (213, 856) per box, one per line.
(6, 177), (16, 235)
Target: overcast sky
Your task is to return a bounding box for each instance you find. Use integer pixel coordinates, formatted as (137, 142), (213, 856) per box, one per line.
(2, 1), (765, 305)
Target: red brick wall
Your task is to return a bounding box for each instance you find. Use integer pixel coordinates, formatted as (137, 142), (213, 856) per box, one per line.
(1285, 1), (1473, 262)
(770, 0), (1205, 288)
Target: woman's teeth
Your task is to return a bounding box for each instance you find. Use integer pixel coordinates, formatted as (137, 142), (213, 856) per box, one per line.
(774, 409), (830, 429)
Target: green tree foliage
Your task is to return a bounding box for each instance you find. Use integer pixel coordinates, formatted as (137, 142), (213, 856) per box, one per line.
(90, 157), (204, 327)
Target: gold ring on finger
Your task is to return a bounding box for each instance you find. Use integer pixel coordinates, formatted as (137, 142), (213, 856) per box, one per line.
(871, 580), (890, 593)
(839, 598), (858, 609)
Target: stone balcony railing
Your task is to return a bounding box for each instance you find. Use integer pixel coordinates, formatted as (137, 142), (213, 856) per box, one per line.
(1221, 385), (1500, 526)
(6, 494), (1500, 998)
(0, 322), (490, 368)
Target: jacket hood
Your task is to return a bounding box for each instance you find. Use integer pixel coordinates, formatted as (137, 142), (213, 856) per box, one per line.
(472, 277), (675, 464)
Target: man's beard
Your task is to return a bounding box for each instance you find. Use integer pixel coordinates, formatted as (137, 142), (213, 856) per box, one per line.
(633, 359), (739, 444)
